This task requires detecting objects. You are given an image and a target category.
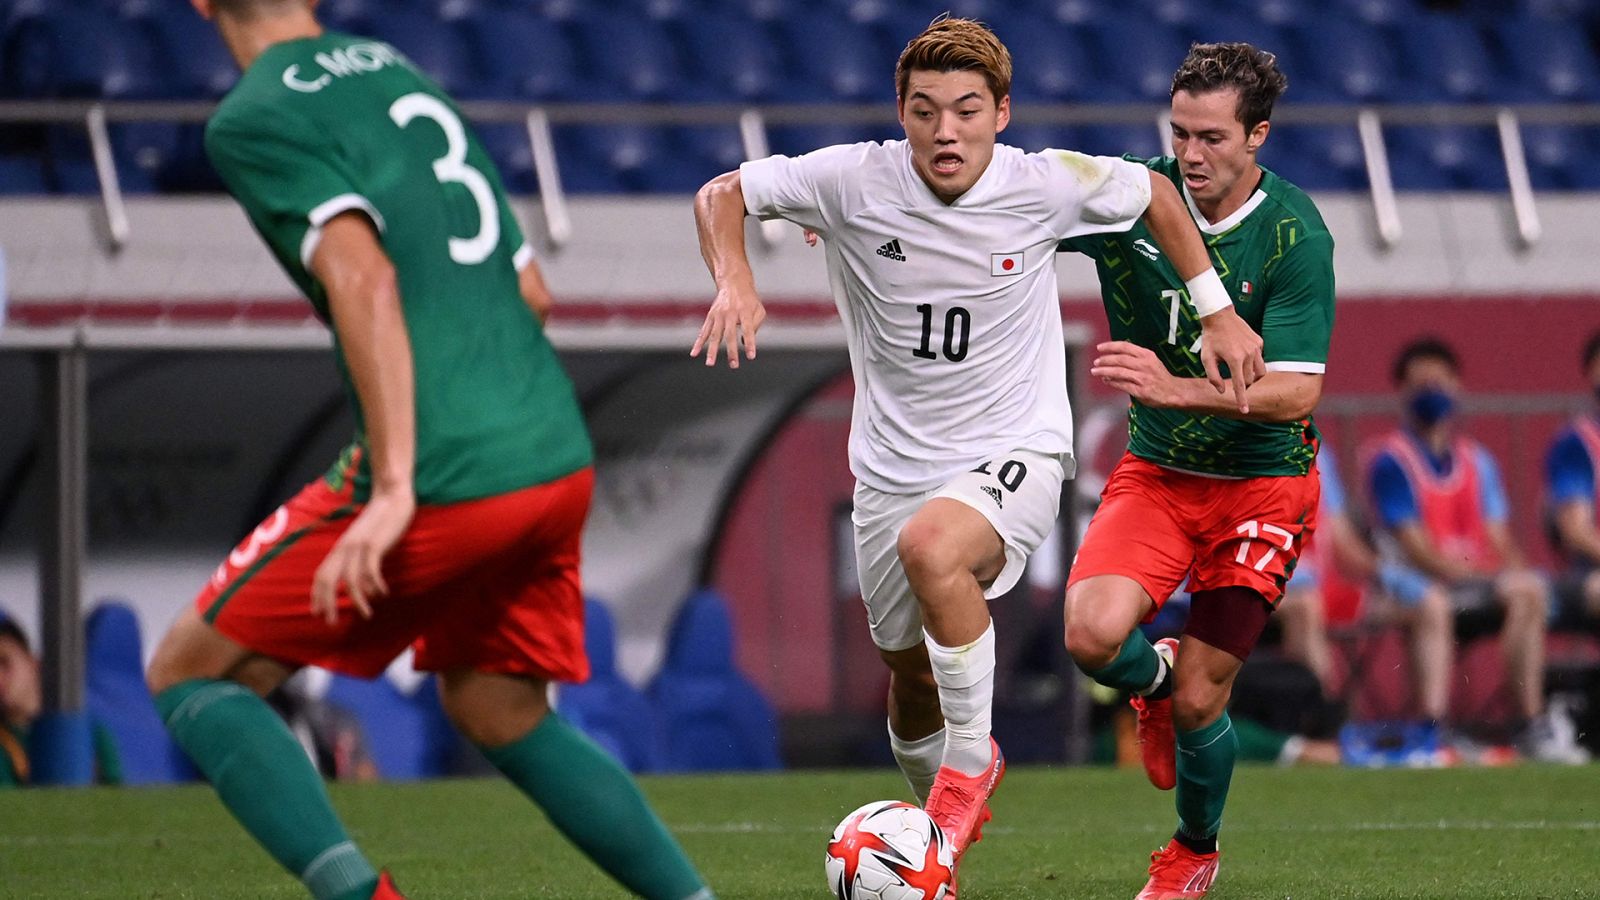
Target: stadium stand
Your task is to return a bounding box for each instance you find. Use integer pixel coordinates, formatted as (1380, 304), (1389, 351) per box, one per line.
(557, 598), (661, 773)
(322, 673), (456, 780)
(646, 589), (782, 772)
(85, 601), (196, 785)
(2, 0), (1600, 193)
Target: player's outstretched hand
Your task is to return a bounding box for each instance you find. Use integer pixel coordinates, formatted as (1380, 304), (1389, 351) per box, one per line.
(1199, 307), (1266, 413)
(1091, 341), (1178, 407)
(691, 281), (766, 368)
(311, 487), (416, 626)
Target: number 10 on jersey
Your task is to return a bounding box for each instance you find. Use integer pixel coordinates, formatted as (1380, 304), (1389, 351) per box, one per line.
(913, 304), (971, 362)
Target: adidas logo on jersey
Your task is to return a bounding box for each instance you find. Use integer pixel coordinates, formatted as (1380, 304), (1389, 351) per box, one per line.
(875, 239), (907, 262)
(981, 485), (1004, 508)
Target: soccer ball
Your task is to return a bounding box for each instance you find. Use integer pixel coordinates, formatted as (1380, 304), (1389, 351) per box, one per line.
(824, 800), (954, 900)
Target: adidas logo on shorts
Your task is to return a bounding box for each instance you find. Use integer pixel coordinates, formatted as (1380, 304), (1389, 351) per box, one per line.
(981, 485), (1004, 508)
(875, 239), (906, 262)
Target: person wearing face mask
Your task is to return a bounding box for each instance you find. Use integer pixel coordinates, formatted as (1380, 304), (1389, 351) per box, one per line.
(1363, 338), (1587, 764)
(1544, 331), (1600, 631)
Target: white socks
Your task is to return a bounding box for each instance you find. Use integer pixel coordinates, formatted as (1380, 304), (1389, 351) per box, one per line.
(924, 621), (998, 777)
(888, 723), (945, 804)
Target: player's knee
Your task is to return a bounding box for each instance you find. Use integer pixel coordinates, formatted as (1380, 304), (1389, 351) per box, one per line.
(1418, 588), (1452, 633)
(1172, 681), (1230, 733)
(1062, 616), (1123, 670)
(439, 672), (550, 748)
(896, 517), (958, 586)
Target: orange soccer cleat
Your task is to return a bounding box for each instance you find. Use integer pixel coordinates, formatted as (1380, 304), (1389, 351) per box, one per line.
(370, 871), (408, 899)
(923, 737), (1006, 861)
(1129, 637), (1179, 790)
(1135, 839), (1221, 900)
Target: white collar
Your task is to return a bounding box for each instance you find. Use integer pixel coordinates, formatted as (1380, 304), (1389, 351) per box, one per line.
(1183, 177), (1268, 235)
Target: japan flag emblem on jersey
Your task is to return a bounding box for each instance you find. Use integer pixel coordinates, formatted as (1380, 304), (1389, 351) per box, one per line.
(991, 251), (1023, 276)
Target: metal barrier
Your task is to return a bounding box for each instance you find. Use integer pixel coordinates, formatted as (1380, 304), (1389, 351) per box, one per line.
(3, 100), (1599, 253)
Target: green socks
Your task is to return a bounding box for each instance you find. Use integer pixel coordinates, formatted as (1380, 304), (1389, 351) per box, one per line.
(481, 712), (712, 900)
(156, 679), (378, 900)
(1084, 631), (1166, 695)
(1175, 712), (1237, 847)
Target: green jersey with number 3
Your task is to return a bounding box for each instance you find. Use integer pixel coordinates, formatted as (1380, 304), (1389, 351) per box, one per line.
(205, 33), (591, 504)
(1061, 156), (1334, 478)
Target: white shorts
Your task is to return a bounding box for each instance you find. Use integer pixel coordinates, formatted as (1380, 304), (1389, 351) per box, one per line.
(852, 449), (1067, 652)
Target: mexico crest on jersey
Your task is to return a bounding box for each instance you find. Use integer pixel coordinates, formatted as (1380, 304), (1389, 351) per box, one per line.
(990, 251), (1023, 276)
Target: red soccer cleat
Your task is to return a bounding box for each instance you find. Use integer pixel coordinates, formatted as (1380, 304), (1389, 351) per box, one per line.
(1135, 839), (1221, 900)
(371, 871), (408, 899)
(1129, 637), (1179, 791)
(924, 737), (1006, 861)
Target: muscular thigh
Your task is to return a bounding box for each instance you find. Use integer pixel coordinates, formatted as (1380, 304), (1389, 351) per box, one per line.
(1068, 454), (1196, 619)
(931, 449), (1066, 598)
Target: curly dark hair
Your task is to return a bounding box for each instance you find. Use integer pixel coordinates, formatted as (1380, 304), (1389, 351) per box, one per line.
(1171, 42), (1289, 132)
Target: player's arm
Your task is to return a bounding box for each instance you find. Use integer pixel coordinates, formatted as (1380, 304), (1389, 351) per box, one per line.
(1392, 523), (1476, 584)
(1547, 432), (1600, 564)
(517, 255), (554, 325)
(1089, 341), (1319, 422)
(1475, 449), (1528, 571)
(1554, 501), (1600, 565)
(1368, 455), (1474, 584)
(1139, 175), (1267, 411)
(1327, 511), (1381, 584)
(309, 213), (417, 623)
(691, 169), (766, 368)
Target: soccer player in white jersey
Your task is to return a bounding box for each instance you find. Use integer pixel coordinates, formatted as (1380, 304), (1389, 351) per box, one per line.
(690, 17), (1265, 889)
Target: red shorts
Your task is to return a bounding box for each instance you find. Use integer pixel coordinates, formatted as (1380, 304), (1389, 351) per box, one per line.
(195, 465), (595, 682)
(1068, 454), (1320, 617)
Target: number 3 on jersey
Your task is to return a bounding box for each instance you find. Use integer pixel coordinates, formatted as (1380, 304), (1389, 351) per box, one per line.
(913, 304), (971, 362)
(388, 92), (498, 265)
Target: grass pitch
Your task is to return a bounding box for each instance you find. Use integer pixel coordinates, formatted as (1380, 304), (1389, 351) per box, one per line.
(2, 765), (1596, 898)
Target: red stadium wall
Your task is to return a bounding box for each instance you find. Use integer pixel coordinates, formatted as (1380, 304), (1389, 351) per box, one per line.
(711, 295), (1600, 713)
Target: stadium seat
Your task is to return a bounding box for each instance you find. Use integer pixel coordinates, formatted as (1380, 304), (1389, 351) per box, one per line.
(1386, 125), (1508, 191)
(1075, 123), (1166, 161)
(678, 124), (748, 179)
(1496, 17), (1600, 102)
(322, 673), (456, 780)
(139, 8), (237, 98)
(1263, 124), (1369, 192)
(775, 17), (893, 102)
(561, 124), (705, 193)
(1215, 0), (1314, 27)
(1024, 0), (1112, 26)
(1522, 124), (1600, 191)
(1330, 0), (1411, 25)
(1185, 14), (1288, 58)
(766, 123), (899, 159)
(1001, 124), (1082, 155)
(0, 154), (47, 193)
(365, 13), (481, 98)
(569, 15), (684, 101)
(1080, 20), (1191, 103)
(646, 589), (782, 772)
(1003, 15), (1098, 103)
(7, 8), (160, 99)
(1288, 19), (1402, 102)
(462, 9), (580, 101)
(476, 122), (539, 194)
(44, 126), (158, 195)
(556, 599), (660, 772)
(675, 12), (784, 102)
(1396, 14), (1499, 102)
(85, 601), (196, 785)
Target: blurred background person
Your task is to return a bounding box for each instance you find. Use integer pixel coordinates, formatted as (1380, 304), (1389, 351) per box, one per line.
(1545, 331), (1600, 631)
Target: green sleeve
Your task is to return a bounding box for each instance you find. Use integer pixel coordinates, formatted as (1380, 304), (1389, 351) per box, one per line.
(92, 722), (123, 786)
(205, 107), (375, 277)
(1261, 231), (1335, 372)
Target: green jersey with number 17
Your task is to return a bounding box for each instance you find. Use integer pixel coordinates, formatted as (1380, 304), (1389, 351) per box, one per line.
(205, 33), (591, 504)
(1060, 157), (1334, 478)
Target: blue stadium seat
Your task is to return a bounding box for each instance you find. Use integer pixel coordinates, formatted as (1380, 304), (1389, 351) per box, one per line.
(556, 599), (660, 773)
(1024, 0), (1111, 26)
(1262, 125), (1368, 192)
(366, 13), (480, 98)
(1125, 0), (1203, 26)
(139, 8), (236, 98)
(646, 589), (781, 772)
(570, 15), (684, 101)
(1397, 14), (1499, 102)
(1186, 14), (1288, 57)
(316, 0), (379, 33)
(676, 12), (784, 102)
(1496, 17), (1600, 102)
(1216, 0), (1315, 26)
(1331, 0), (1412, 25)
(1521, 124), (1600, 190)
(678, 124), (748, 178)
(1386, 125), (1508, 191)
(559, 124), (707, 193)
(476, 122), (539, 194)
(1001, 124), (1082, 154)
(776, 17), (893, 102)
(462, 10), (579, 101)
(8, 8), (160, 98)
(1075, 123), (1166, 161)
(766, 123), (899, 159)
(0, 154), (47, 193)
(323, 674), (456, 780)
(45, 126), (158, 195)
(85, 602), (196, 784)
(1003, 15), (1098, 102)
(1080, 20), (1190, 102)
(1289, 19), (1402, 102)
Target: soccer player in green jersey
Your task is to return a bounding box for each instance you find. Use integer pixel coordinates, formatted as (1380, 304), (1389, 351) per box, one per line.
(142, 2), (714, 898)
(1058, 44), (1333, 899)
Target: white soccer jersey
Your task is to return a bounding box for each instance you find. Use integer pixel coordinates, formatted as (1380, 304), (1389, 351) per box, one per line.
(740, 140), (1152, 492)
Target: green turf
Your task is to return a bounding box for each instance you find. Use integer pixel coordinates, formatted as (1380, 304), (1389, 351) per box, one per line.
(2, 765), (1596, 898)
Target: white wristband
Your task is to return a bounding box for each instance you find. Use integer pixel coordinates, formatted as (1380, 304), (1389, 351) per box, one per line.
(1186, 268), (1233, 318)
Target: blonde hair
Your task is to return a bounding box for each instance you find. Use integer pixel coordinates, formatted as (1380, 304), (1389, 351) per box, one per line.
(895, 16), (1012, 104)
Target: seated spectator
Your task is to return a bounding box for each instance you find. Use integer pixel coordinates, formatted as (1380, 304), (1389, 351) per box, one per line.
(1545, 330), (1600, 630)
(1364, 338), (1587, 764)
(1, 613), (123, 786)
